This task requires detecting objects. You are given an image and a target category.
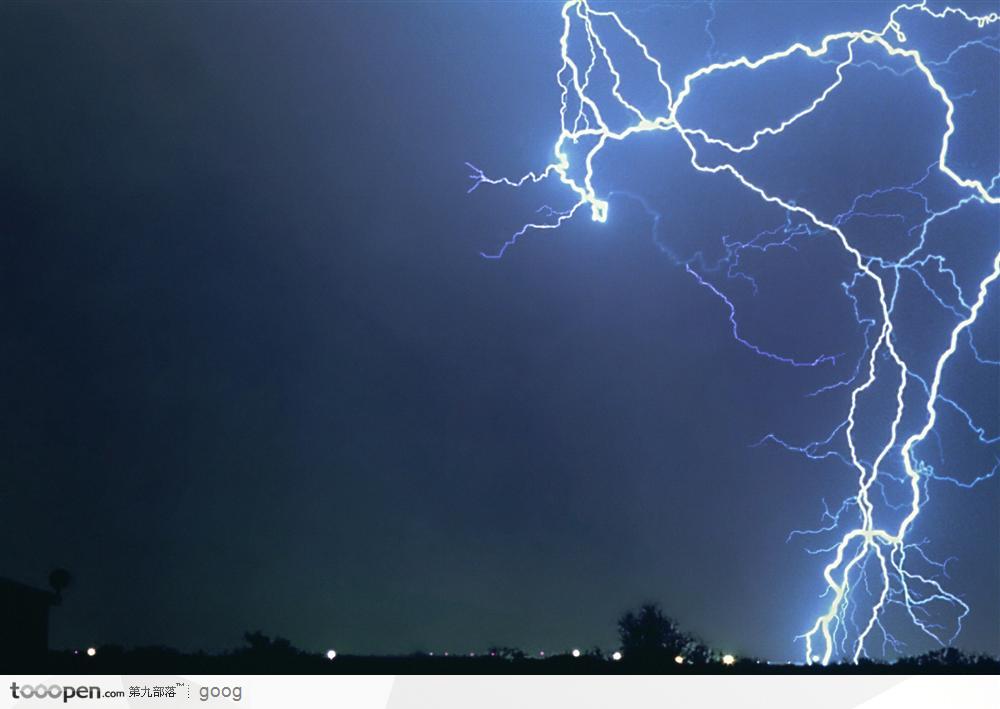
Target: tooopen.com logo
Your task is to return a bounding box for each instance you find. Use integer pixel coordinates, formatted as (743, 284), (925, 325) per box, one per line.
(10, 682), (125, 703)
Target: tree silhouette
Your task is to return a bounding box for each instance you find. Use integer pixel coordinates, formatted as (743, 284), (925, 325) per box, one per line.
(241, 631), (297, 657)
(617, 603), (699, 662)
(48, 569), (71, 595)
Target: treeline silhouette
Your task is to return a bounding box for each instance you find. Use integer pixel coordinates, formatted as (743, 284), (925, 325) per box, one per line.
(28, 603), (1000, 674)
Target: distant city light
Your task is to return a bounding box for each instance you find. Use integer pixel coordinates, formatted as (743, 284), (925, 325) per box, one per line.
(326, 649), (337, 660)
(722, 654), (735, 666)
(539, 651), (545, 657)
(571, 649), (581, 658)
(674, 655), (684, 664)
(86, 647), (96, 657)
(811, 654), (820, 663)
(611, 651), (622, 661)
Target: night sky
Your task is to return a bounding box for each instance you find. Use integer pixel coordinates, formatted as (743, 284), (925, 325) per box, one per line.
(1, 1), (997, 663)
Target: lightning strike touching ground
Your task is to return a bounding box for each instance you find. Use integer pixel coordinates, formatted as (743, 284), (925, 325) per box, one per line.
(467, 1), (999, 665)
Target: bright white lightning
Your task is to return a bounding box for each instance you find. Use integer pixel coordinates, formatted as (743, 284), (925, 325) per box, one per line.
(468, 0), (999, 665)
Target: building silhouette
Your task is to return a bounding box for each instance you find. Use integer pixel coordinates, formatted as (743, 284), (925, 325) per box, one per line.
(0, 577), (60, 664)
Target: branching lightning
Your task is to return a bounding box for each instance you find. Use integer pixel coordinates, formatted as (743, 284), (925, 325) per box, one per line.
(467, 1), (1000, 664)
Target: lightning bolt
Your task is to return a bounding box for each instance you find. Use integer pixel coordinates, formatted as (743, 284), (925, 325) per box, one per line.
(467, 1), (999, 664)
